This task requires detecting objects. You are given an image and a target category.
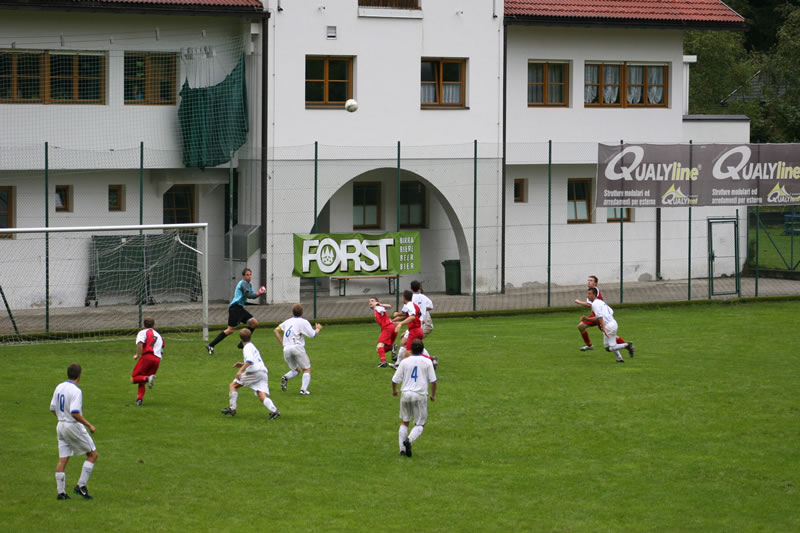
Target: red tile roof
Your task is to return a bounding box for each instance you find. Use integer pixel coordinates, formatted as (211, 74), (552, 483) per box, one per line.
(505, 0), (745, 24)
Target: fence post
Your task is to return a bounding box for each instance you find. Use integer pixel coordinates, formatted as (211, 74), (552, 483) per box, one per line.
(45, 142), (50, 333)
(473, 140), (477, 312)
(547, 140), (552, 307)
(688, 140), (693, 301)
(396, 141), (401, 311)
(139, 142), (144, 328)
(313, 141), (318, 319)
(755, 205), (760, 296)
(229, 150), (234, 308)
(619, 140), (624, 303)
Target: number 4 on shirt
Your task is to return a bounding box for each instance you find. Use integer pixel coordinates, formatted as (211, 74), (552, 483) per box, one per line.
(411, 366), (418, 381)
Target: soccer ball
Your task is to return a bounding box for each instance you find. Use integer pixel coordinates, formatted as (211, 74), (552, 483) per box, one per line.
(345, 99), (358, 112)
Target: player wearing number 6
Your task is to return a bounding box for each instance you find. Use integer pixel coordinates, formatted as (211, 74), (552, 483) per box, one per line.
(391, 339), (437, 458)
(275, 304), (322, 395)
(206, 268), (265, 355)
(50, 363), (98, 500)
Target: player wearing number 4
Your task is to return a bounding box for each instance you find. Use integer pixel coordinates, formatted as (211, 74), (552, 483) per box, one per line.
(585, 287), (635, 363)
(50, 363), (98, 500)
(131, 316), (163, 406)
(275, 304), (322, 395)
(220, 328), (280, 419)
(206, 268), (265, 355)
(392, 339), (437, 457)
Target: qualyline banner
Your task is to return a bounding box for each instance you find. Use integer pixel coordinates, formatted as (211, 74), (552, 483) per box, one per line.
(293, 232), (421, 278)
(597, 143), (800, 208)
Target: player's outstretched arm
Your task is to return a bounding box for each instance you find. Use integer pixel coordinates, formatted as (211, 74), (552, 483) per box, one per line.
(430, 381), (437, 402)
(274, 328), (284, 345)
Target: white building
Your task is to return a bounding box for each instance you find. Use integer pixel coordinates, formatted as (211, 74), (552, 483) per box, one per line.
(0, 0), (748, 312)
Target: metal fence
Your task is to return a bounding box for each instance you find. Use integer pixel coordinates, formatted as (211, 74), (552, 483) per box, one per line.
(2, 140), (800, 339)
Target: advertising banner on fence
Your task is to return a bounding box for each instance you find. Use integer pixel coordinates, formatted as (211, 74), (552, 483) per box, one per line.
(293, 232), (421, 277)
(597, 143), (800, 208)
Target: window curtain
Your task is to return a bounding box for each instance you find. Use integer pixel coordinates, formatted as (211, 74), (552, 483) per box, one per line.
(528, 64), (543, 103)
(627, 66), (643, 104)
(648, 67), (664, 104)
(421, 84), (437, 103)
(548, 65), (563, 104)
(603, 66), (620, 104)
(584, 65), (598, 104)
(442, 84), (461, 104)
(178, 53), (248, 168)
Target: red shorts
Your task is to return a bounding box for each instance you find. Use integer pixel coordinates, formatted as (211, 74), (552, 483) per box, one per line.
(404, 327), (425, 350)
(378, 326), (397, 346)
(132, 354), (161, 378)
(581, 314), (599, 326)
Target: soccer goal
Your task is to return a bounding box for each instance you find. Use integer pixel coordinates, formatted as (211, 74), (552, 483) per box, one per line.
(0, 223), (208, 343)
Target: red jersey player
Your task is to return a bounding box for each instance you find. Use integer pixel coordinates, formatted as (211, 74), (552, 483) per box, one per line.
(369, 298), (397, 368)
(574, 275), (626, 351)
(391, 290), (425, 362)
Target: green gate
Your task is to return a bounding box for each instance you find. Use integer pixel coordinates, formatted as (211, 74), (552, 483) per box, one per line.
(707, 216), (740, 298)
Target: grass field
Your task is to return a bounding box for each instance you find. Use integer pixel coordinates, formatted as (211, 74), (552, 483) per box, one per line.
(1, 300), (798, 532)
(749, 224), (800, 270)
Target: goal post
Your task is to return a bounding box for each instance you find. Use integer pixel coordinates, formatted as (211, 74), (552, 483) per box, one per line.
(0, 223), (208, 343)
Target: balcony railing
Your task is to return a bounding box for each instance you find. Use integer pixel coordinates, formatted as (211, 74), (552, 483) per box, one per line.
(359, 0), (420, 9)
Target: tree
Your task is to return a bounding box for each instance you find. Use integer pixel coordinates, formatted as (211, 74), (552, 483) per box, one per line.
(759, 5), (800, 141)
(683, 30), (755, 114)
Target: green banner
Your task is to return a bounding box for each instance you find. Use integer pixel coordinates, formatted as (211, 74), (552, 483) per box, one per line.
(293, 232), (421, 277)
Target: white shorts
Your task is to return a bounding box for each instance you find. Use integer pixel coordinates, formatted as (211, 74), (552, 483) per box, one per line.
(235, 369), (270, 395)
(399, 392), (428, 425)
(284, 345), (311, 371)
(603, 320), (619, 348)
(57, 422), (96, 458)
(422, 315), (433, 336)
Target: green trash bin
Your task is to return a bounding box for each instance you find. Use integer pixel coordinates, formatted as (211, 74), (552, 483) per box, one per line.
(442, 260), (461, 295)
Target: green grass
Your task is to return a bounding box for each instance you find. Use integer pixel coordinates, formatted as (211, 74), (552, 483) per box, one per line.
(2, 301), (799, 532)
(749, 224), (800, 270)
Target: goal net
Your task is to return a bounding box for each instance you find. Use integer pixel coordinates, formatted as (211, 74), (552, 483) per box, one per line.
(0, 223), (208, 344)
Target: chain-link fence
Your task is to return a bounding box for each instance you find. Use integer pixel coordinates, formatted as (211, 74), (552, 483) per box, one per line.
(3, 140), (800, 340)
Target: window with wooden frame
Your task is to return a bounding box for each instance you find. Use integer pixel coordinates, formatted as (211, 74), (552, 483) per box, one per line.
(584, 62), (668, 107)
(124, 52), (177, 105)
(0, 50), (105, 104)
(163, 185), (195, 224)
(607, 207), (632, 222)
(108, 185), (125, 212)
(625, 64), (667, 106)
(399, 181), (426, 227)
(514, 178), (527, 203)
(0, 186), (13, 239)
(528, 62), (568, 106)
(305, 56), (353, 107)
(567, 179), (592, 223)
(55, 185), (72, 213)
(353, 182), (381, 229)
(421, 58), (466, 107)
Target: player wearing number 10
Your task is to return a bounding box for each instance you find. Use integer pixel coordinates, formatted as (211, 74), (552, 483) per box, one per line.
(50, 363), (98, 500)
(206, 268), (265, 355)
(392, 339), (437, 457)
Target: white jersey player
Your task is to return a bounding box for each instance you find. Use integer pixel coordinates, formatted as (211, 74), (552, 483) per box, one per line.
(275, 304), (323, 395)
(220, 328), (280, 419)
(391, 339), (438, 457)
(50, 363), (98, 500)
(586, 287), (634, 363)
